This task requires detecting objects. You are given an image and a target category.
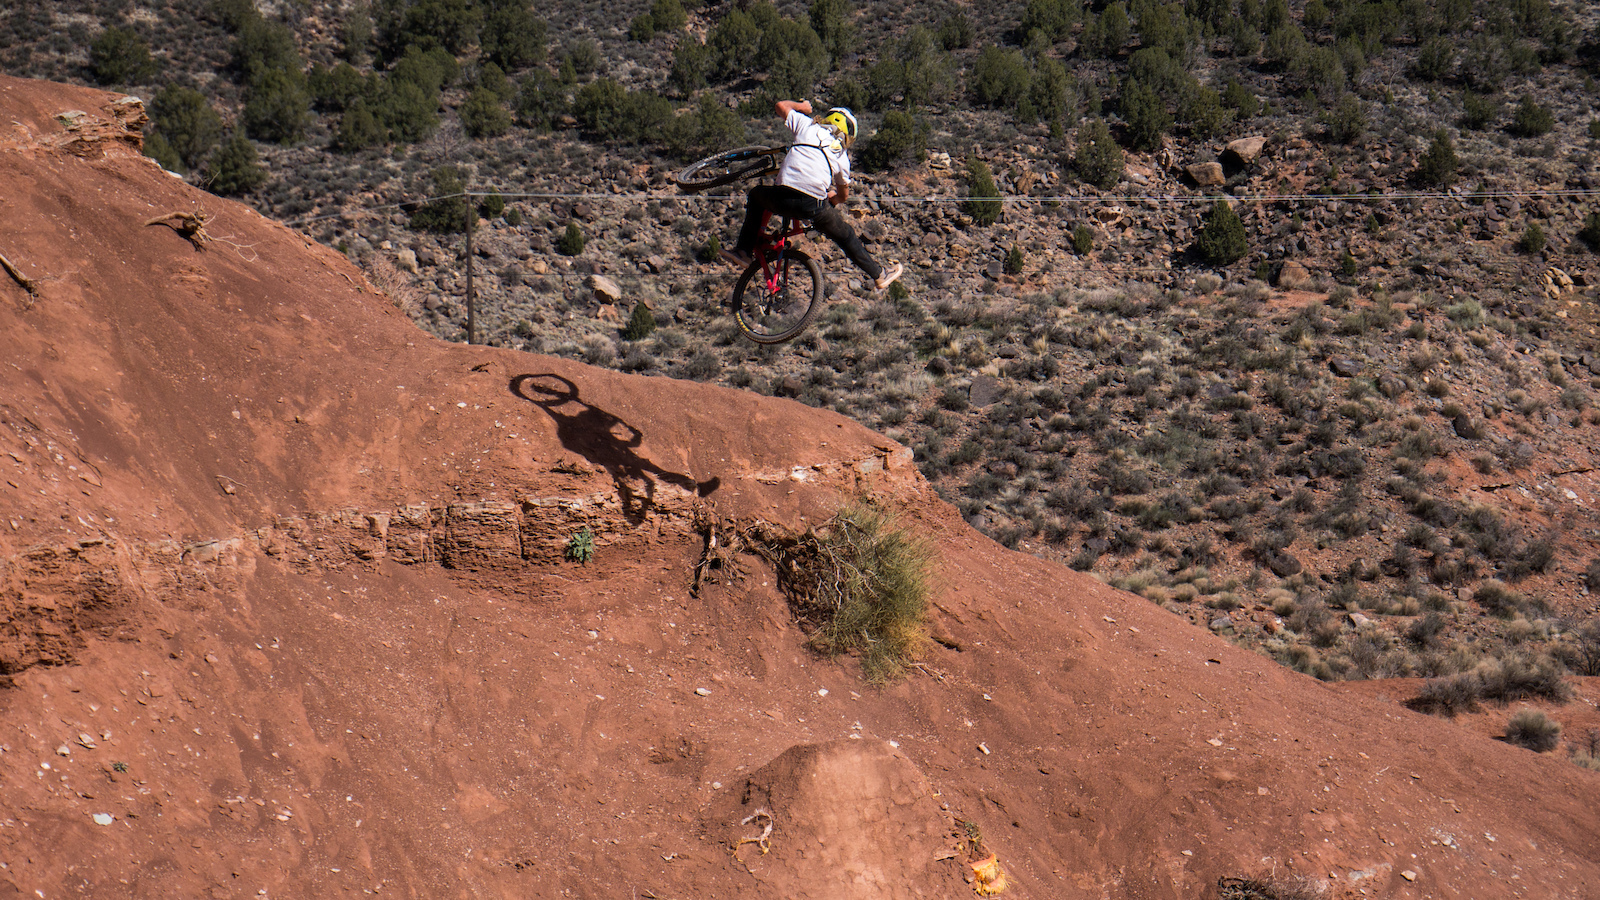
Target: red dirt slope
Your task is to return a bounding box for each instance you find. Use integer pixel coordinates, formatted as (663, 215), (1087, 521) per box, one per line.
(1, 75), (1598, 899)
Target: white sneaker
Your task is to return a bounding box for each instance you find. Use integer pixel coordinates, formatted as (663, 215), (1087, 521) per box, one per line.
(874, 262), (904, 292)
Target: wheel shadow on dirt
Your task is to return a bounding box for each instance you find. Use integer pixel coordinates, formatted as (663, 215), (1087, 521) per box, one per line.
(510, 373), (719, 523)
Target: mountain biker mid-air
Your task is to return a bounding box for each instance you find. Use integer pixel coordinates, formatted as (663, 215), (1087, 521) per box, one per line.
(720, 99), (903, 293)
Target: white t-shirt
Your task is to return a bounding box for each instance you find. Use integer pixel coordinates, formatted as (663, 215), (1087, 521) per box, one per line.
(778, 109), (852, 201)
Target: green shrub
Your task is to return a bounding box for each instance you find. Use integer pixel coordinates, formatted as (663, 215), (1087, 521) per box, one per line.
(557, 222), (586, 255)
(1518, 222), (1547, 254)
(938, 11), (973, 49)
(90, 26), (158, 85)
(309, 62), (368, 113)
(629, 13), (657, 42)
(1323, 93), (1365, 144)
(459, 85), (511, 137)
(1339, 250), (1357, 277)
(143, 132), (185, 174)
(1222, 78), (1258, 117)
(377, 0), (483, 57)
(790, 504), (933, 682)
(1080, 1), (1130, 58)
(479, 5), (547, 70)
(150, 85), (222, 171)
(335, 100), (387, 150)
(242, 69), (312, 145)
(857, 110), (927, 173)
(1415, 129), (1459, 187)
(971, 45), (1031, 110)
(653, 0), (689, 32)
(1196, 199), (1248, 266)
(206, 132), (267, 196)
(622, 301), (657, 340)
(1004, 244), (1025, 275)
(1021, 0), (1081, 43)
(1072, 223), (1094, 254)
(1295, 45), (1346, 100)
(1073, 117), (1124, 190)
(566, 526), (595, 563)
(234, 15), (301, 87)
(1414, 35), (1454, 81)
(1181, 85), (1233, 139)
(409, 166), (474, 234)
(1509, 94), (1554, 137)
(964, 157), (1002, 226)
(1579, 213), (1600, 251)
(1462, 90), (1500, 130)
(515, 70), (569, 131)
(1120, 77), (1171, 152)
(1505, 708), (1561, 751)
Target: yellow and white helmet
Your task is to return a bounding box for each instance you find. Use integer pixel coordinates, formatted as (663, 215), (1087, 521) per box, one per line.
(822, 107), (858, 145)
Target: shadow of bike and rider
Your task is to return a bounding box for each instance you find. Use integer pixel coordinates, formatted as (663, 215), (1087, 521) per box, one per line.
(509, 373), (719, 523)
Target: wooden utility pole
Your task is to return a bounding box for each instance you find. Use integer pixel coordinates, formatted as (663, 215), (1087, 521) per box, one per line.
(464, 208), (476, 344)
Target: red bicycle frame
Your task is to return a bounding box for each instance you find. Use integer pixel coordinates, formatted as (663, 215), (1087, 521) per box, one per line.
(753, 210), (811, 294)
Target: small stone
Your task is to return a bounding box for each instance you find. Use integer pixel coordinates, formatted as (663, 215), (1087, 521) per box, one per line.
(1207, 738), (1224, 747)
(92, 813), (114, 826)
(1401, 870), (1417, 882)
(77, 733), (96, 749)
(968, 374), (1005, 408)
(1329, 358), (1362, 378)
(56, 744), (71, 757)
(694, 687), (711, 697)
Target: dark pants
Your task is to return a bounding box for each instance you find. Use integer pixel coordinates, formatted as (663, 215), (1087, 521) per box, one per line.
(735, 185), (882, 280)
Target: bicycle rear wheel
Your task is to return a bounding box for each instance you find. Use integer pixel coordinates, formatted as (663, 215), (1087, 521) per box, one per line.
(732, 248), (824, 344)
(672, 147), (779, 193)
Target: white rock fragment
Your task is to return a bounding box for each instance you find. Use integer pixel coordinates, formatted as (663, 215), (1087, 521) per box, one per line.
(92, 813), (114, 826)
(694, 687), (711, 697)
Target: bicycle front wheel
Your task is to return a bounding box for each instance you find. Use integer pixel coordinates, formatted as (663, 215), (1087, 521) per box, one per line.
(671, 147), (779, 193)
(732, 248), (824, 344)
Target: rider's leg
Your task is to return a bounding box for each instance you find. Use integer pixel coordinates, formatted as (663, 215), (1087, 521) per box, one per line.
(810, 204), (884, 280)
(732, 186), (780, 256)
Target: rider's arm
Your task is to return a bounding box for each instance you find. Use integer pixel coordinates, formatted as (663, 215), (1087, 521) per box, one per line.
(829, 171), (849, 206)
(775, 99), (813, 118)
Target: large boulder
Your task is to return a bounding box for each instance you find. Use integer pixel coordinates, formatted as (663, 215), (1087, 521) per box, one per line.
(589, 273), (622, 303)
(1186, 161), (1226, 187)
(1276, 259), (1312, 290)
(1223, 136), (1268, 167)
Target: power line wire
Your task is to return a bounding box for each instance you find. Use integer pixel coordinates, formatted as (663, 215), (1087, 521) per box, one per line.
(280, 185), (1600, 228)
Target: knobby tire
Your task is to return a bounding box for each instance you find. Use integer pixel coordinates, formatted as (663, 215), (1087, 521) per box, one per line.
(672, 147), (779, 192)
(732, 248), (823, 344)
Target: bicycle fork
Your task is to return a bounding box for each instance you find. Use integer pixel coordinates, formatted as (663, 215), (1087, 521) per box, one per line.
(757, 210), (789, 296)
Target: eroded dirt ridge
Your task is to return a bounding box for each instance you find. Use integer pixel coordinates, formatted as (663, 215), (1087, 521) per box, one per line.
(2, 443), (915, 680)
